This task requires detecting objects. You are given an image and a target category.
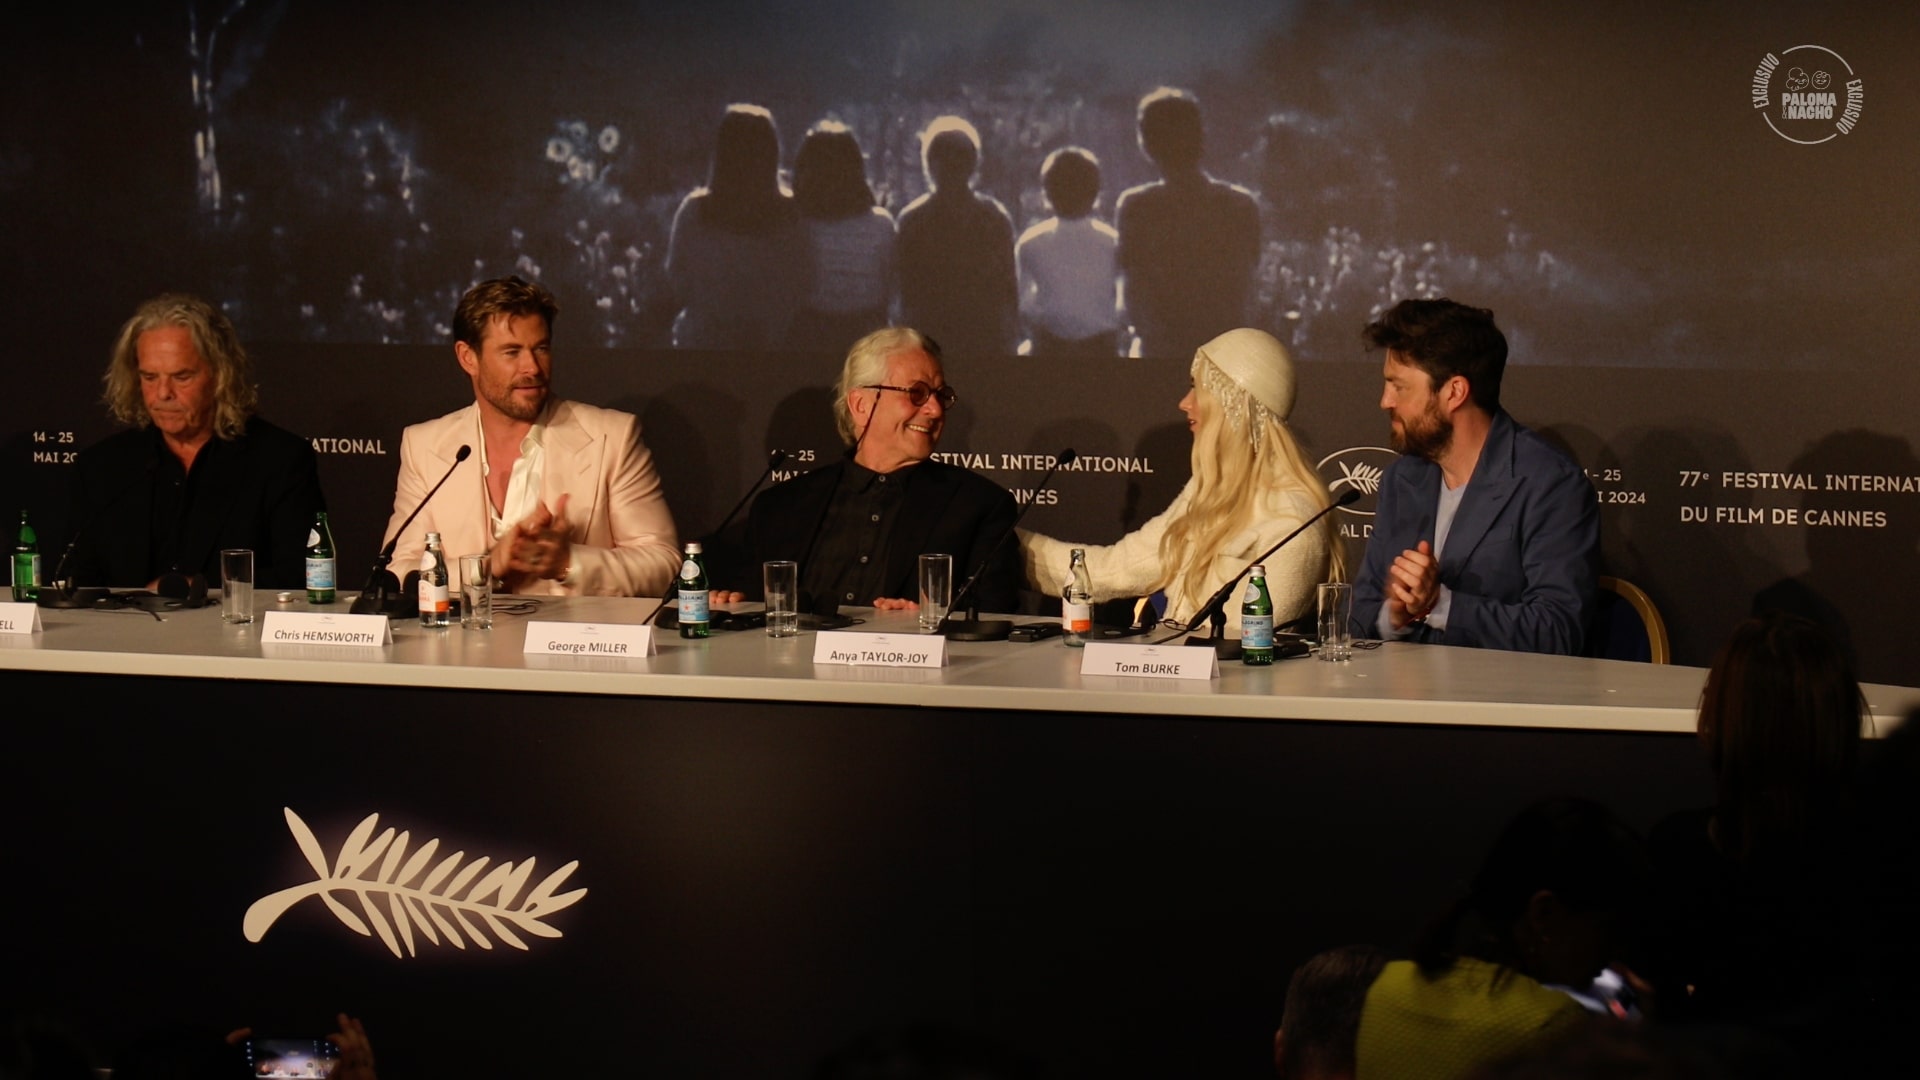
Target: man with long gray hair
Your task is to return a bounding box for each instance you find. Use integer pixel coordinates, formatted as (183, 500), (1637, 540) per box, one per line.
(68, 293), (324, 590)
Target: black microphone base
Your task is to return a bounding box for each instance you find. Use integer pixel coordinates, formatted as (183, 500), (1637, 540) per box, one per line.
(1184, 634), (1243, 661)
(37, 587), (111, 610)
(348, 593), (415, 618)
(944, 617), (1014, 642)
(348, 570), (414, 618)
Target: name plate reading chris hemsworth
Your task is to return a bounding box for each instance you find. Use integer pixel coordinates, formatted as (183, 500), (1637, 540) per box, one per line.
(262, 611), (391, 647)
(523, 620), (656, 657)
(0, 602), (43, 635)
(812, 630), (948, 668)
(1080, 642), (1217, 681)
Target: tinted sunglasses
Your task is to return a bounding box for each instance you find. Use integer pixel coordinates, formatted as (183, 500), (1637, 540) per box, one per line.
(864, 381), (957, 409)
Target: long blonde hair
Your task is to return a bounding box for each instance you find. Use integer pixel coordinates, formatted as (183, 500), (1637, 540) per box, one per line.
(1155, 341), (1346, 607)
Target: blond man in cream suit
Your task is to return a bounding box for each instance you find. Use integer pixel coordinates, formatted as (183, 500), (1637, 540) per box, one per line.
(383, 277), (679, 596)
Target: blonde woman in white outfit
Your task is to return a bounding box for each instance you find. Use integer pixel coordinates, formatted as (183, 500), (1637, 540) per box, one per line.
(1019, 328), (1342, 633)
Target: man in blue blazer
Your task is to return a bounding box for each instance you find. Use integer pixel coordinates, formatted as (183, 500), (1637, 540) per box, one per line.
(1353, 299), (1598, 654)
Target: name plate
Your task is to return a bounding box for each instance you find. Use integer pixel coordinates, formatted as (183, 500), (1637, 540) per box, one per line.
(1079, 642), (1217, 681)
(262, 611), (391, 647)
(0, 602), (43, 634)
(523, 620), (656, 657)
(812, 630), (947, 668)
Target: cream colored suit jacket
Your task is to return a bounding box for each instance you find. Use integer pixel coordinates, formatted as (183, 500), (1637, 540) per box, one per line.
(383, 400), (680, 597)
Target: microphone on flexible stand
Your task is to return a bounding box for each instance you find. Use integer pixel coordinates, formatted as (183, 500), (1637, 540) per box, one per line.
(36, 530), (111, 609)
(351, 445), (471, 616)
(942, 448), (1076, 642)
(1153, 487), (1360, 656)
(39, 458), (157, 609)
(652, 448), (789, 630)
(787, 405), (883, 620)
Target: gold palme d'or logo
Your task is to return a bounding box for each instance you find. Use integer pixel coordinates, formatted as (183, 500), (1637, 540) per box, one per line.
(244, 807), (586, 959)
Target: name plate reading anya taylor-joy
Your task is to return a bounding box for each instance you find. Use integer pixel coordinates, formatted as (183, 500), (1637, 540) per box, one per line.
(0, 602), (43, 634)
(262, 611), (391, 647)
(523, 620), (656, 657)
(812, 630), (948, 668)
(1079, 642), (1218, 681)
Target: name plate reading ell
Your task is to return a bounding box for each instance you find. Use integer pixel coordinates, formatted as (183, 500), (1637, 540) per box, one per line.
(812, 630), (948, 668)
(262, 611), (391, 648)
(0, 602), (43, 635)
(1080, 642), (1217, 681)
(523, 620), (656, 657)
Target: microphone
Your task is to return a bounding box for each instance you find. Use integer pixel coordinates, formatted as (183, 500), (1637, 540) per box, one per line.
(1154, 487), (1360, 653)
(39, 456), (158, 609)
(351, 444), (471, 616)
(651, 448), (790, 629)
(943, 448), (1075, 642)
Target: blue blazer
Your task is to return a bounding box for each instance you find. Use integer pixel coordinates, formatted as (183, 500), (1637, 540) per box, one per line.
(1354, 410), (1598, 655)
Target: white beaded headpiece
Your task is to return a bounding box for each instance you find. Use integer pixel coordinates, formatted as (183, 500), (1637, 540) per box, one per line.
(1191, 328), (1297, 448)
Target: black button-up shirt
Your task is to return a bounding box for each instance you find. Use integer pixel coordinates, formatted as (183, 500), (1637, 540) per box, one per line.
(802, 460), (914, 605)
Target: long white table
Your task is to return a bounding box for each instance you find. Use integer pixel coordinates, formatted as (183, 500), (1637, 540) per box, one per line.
(8, 595), (1915, 731)
(4, 595), (1914, 1078)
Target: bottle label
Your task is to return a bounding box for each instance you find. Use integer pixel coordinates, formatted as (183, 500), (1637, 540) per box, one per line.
(14, 554), (40, 587)
(679, 589), (709, 623)
(1242, 580), (1262, 605)
(1242, 614), (1274, 650)
(305, 557), (336, 590)
(422, 550), (439, 573)
(1064, 600), (1092, 633)
(419, 579), (449, 614)
(307, 528), (320, 546)
(679, 558), (700, 581)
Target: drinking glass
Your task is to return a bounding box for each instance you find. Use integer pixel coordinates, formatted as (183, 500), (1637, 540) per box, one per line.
(762, 560), (799, 637)
(917, 553), (953, 633)
(1316, 582), (1353, 662)
(459, 554), (492, 630)
(220, 549), (254, 624)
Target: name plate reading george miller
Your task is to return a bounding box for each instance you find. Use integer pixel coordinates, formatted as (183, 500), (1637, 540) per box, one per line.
(0, 602), (43, 635)
(262, 611), (391, 647)
(812, 630), (948, 668)
(523, 620), (656, 657)
(1079, 642), (1218, 681)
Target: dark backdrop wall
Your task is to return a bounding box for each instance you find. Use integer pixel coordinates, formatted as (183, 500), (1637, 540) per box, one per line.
(4, 0), (1916, 683)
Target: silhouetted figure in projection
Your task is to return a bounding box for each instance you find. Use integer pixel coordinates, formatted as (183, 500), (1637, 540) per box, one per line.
(788, 120), (896, 353)
(1116, 87), (1262, 360)
(1016, 146), (1121, 358)
(666, 104), (808, 351)
(896, 116), (1017, 358)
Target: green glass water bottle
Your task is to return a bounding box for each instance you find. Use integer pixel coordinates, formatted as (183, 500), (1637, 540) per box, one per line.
(305, 511), (337, 604)
(677, 541), (710, 638)
(1241, 564), (1274, 666)
(11, 510), (39, 602)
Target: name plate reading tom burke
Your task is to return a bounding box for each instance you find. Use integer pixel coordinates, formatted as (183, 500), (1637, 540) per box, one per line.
(0, 602), (43, 635)
(1080, 642), (1217, 681)
(812, 630), (948, 668)
(523, 621), (656, 657)
(262, 611), (391, 647)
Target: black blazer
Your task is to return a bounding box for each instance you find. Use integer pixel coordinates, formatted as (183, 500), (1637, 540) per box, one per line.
(67, 417), (326, 589)
(746, 458), (1021, 612)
